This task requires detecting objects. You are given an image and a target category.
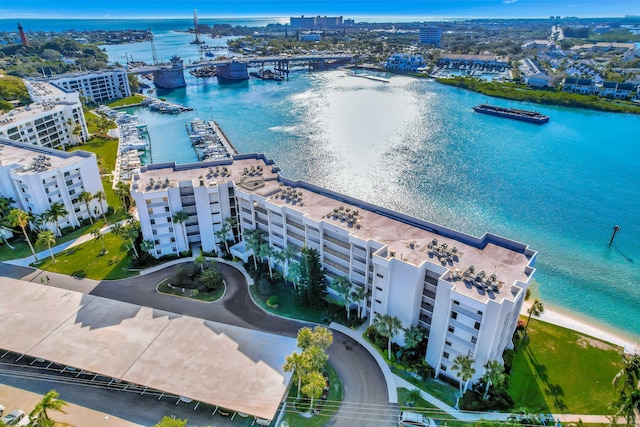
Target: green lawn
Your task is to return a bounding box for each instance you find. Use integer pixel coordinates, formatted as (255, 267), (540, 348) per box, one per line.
(284, 363), (343, 427)
(249, 283), (341, 325)
(33, 232), (137, 280)
(69, 134), (126, 223)
(0, 220), (106, 261)
(509, 318), (623, 415)
(104, 94), (145, 108)
(157, 279), (226, 302)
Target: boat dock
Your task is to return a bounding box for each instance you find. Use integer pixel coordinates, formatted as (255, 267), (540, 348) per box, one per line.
(141, 97), (193, 114)
(188, 118), (236, 162)
(347, 71), (390, 83)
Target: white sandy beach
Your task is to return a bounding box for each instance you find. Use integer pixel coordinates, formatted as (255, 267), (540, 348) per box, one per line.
(521, 301), (639, 354)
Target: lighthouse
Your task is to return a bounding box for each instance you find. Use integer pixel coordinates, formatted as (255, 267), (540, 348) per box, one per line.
(17, 22), (30, 47)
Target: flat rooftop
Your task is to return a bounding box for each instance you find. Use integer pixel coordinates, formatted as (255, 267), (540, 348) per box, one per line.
(0, 138), (91, 174)
(0, 102), (67, 126)
(0, 278), (296, 420)
(134, 155), (535, 304)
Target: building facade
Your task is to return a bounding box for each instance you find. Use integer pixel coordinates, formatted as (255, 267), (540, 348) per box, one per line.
(290, 15), (344, 28)
(131, 154), (536, 383)
(0, 81), (88, 149)
(0, 138), (105, 232)
(385, 54), (427, 72)
(419, 25), (441, 47)
(46, 69), (131, 104)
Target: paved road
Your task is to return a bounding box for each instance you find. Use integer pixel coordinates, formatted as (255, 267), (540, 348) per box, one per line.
(1, 261), (394, 426)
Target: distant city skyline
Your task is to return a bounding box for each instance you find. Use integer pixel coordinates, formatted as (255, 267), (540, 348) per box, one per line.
(2, 0), (640, 20)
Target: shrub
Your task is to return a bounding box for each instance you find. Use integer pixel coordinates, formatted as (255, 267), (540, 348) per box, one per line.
(258, 277), (272, 296)
(267, 295), (279, 308)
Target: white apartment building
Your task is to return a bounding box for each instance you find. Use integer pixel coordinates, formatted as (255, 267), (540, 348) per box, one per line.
(131, 154), (536, 384)
(419, 25), (441, 47)
(0, 81), (88, 149)
(46, 69), (131, 104)
(385, 54), (427, 72)
(0, 138), (105, 231)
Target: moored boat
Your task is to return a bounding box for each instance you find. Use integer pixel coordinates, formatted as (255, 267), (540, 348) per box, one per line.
(473, 103), (549, 124)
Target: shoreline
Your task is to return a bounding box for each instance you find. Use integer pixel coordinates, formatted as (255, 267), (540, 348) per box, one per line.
(521, 300), (639, 353)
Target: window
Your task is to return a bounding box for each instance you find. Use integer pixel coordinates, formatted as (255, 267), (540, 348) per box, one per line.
(157, 248), (162, 255)
(375, 299), (382, 304)
(170, 237), (175, 243)
(154, 240), (160, 245)
(164, 206), (170, 212)
(443, 352), (450, 359)
(474, 321), (481, 330)
(375, 286), (383, 292)
(147, 208), (153, 214)
(167, 217), (171, 222)
(376, 273), (384, 279)
(453, 300), (460, 305)
(445, 340), (452, 347)
(440, 364), (447, 371)
(448, 325), (455, 333)
(163, 197), (168, 202)
(451, 311), (458, 320)
(471, 336), (477, 344)
(152, 230), (157, 235)
(477, 310), (483, 316)
(169, 227), (173, 233)
(150, 219), (155, 225)
(69, 189), (75, 195)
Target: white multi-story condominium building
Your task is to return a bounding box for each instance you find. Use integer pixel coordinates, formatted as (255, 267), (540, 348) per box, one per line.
(419, 25), (441, 47)
(0, 81), (88, 149)
(131, 154), (536, 384)
(45, 69), (132, 104)
(0, 138), (105, 231)
(385, 54), (427, 72)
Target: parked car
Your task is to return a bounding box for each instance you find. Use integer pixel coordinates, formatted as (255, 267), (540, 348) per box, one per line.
(1, 409), (25, 426)
(399, 411), (436, 427)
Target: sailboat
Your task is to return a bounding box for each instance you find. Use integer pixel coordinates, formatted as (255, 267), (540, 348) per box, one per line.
(190, 9), (205, 45)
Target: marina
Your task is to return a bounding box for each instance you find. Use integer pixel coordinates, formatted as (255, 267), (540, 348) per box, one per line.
(96, 105), (149, 183)
(188, 118), (237, 161)
(472, 103), (550, 124)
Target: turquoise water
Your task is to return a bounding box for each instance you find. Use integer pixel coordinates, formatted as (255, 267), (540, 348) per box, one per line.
(104, 33), (640, 342)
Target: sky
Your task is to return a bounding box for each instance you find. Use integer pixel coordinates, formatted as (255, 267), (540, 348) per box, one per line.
(1, 0), (639, 20)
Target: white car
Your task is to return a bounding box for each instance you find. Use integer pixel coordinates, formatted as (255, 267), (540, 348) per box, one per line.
(1, 409), (25, 426)
(398, 411), (436, 427)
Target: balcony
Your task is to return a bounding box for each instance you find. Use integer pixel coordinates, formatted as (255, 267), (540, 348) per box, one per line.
(324, 234), (350, 250)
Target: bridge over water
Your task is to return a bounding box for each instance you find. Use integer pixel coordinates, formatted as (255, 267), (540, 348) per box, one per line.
(127, 54), (353, 88)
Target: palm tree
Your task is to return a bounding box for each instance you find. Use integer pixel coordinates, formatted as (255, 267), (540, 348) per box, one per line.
(284, 351), (309, 399)
(451, 353), (476, 406)
(31, 213), (48, 233)
(611, 353), (640, 427)
(331, 276), (353, 319)
(46, 202), (68, 236)
(281, 244), (297, 278)
(525, 299), (544, 336)
(29, 389), (68, 425)
(78, 191), (94, 224)
(194, 253), (207, 271)
(297, 326), (333, 352)
(243, 228), (263, 270)
(36, 230), (57, 263)
(111, 222), (125, 243)
(93, 190), (108, 222)
(141, 239), (155, 254)
(259, 243), (274, 279)
(6, 208), (38, 261)
(172, 211), (189, 252)
(215, 221), (232, 255)
(91, 229), (106, 254)
(224, 216), (238, 243)
(374, 313), (403, 360)
(352, 285), (367, 318)
(124, 220), (140, 258)
(287, 261), (302, 290)
(302, 371), (326, 411)
(482, 360), (506, 400)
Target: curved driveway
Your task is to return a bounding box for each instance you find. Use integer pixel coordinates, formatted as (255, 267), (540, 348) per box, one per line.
(3, 261), (395, 426)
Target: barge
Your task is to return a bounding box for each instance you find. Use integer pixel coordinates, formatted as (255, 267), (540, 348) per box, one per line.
(473, 104), (549, 124)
